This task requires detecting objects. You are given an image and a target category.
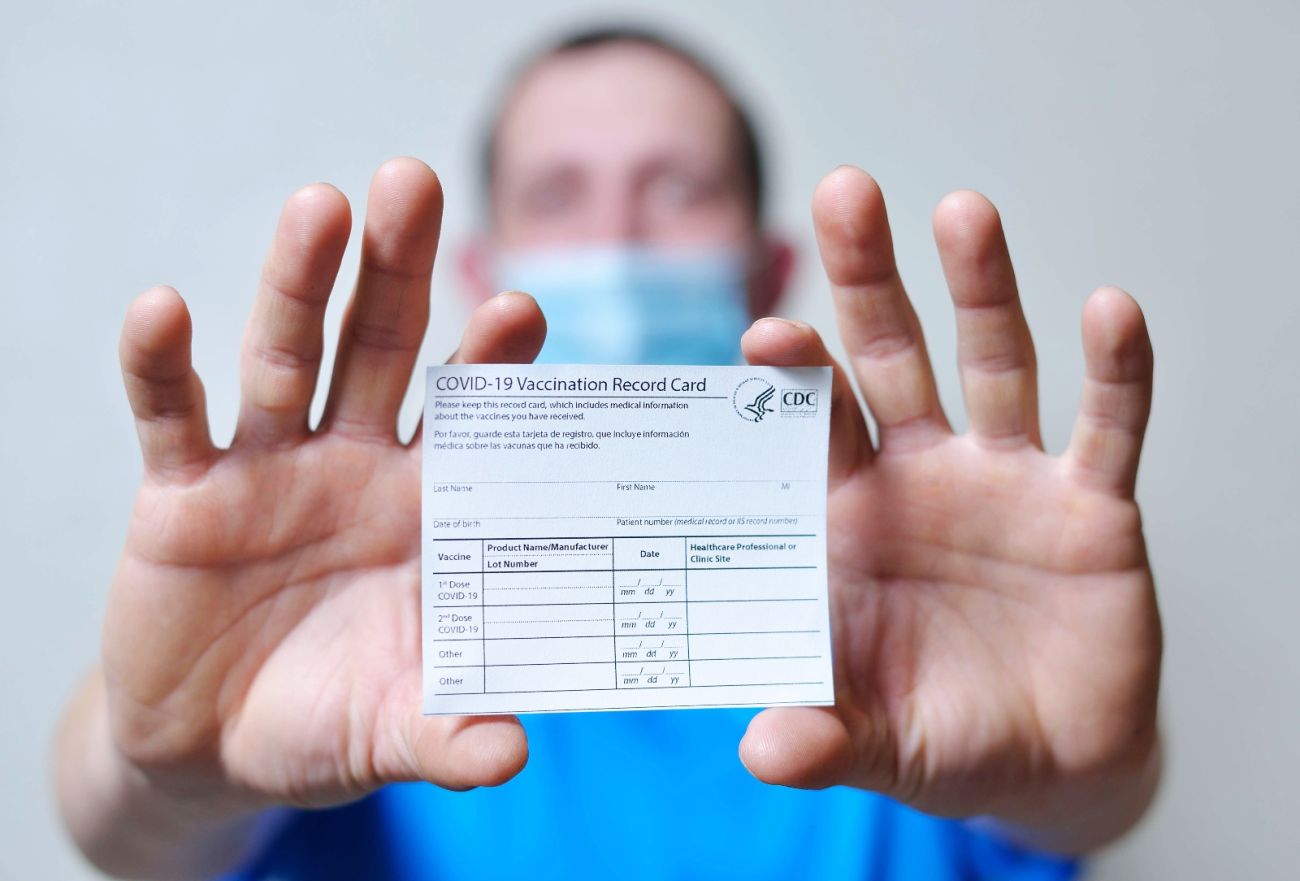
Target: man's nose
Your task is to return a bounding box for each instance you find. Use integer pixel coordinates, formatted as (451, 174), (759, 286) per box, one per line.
(587, 183), (643, 243)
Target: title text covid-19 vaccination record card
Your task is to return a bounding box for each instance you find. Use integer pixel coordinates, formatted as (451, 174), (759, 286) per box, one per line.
(422, 364), (834, 715)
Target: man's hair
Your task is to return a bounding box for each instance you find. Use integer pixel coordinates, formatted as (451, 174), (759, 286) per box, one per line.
(479, 24), (766, 220)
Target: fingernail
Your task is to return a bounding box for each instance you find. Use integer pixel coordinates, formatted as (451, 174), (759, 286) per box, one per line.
(757, 316), (810, 331)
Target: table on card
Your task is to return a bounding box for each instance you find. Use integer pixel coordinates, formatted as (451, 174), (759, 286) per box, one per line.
(428, 534), (831, 712)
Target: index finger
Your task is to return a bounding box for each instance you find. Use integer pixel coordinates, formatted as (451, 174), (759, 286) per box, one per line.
(408, 291), (547, 447)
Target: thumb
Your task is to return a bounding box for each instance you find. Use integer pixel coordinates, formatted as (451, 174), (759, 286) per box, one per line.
(739, 704), (905, 799)
(397, 707), (529, 791)
(377, 673), (528, 790)
(739, 706), (858, 790)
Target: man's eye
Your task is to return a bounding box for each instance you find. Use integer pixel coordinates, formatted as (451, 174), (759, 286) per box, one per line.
(648, 172), (717, 210)
(519, 181), (577, 216)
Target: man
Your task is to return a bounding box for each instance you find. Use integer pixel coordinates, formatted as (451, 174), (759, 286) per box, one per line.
(55, 27), (1161, 880)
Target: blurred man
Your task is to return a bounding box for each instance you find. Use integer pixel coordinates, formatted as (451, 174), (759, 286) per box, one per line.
(55, 26), (1161, 880)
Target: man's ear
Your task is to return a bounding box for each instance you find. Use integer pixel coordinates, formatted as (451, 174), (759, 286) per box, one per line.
(458, 235), (498, 305)
(747, 234), (796, 319)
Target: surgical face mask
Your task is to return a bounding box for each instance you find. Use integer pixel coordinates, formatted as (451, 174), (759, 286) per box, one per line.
(490, 244), (754, 366)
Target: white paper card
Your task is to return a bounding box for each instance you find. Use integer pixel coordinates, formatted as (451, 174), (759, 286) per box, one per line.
(422, 364), (834, 715)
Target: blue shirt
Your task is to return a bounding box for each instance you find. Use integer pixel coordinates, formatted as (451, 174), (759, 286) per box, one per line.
(222, 709), (1078, 880)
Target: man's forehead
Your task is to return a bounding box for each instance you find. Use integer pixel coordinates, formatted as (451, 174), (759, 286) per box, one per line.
(494, 42), (738, 170)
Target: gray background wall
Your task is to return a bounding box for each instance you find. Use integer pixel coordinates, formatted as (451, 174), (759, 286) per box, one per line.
(2, 1), (1297, 877)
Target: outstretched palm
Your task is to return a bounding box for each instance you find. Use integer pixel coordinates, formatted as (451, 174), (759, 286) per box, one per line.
(107, 159), (541, 808)
(738, 168), (1160, 843)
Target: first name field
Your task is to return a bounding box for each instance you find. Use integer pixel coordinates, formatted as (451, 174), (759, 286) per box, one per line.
(422, 363), (835, 715)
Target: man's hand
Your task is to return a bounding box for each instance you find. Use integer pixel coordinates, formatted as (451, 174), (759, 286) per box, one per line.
(739, 166), (1161, 854)
(57, 158), (546, 879)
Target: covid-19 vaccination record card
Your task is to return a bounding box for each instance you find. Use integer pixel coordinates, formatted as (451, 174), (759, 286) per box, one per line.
(422, 364), (834, 715)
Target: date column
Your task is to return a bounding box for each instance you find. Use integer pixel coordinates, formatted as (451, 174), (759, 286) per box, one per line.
(613, 537), (690, 688)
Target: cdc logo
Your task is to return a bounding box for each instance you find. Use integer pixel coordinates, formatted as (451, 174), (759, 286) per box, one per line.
(780, 388), (818, 416)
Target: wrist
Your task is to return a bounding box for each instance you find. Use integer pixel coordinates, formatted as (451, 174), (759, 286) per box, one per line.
(56, 668), (286, 880)
(967, 730), (1163, 856)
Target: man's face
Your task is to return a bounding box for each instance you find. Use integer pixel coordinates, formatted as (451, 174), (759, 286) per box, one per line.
(489, 43), (757, 249)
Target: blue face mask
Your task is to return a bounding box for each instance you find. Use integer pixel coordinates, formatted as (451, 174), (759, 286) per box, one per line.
(491, 244), (754, 366)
